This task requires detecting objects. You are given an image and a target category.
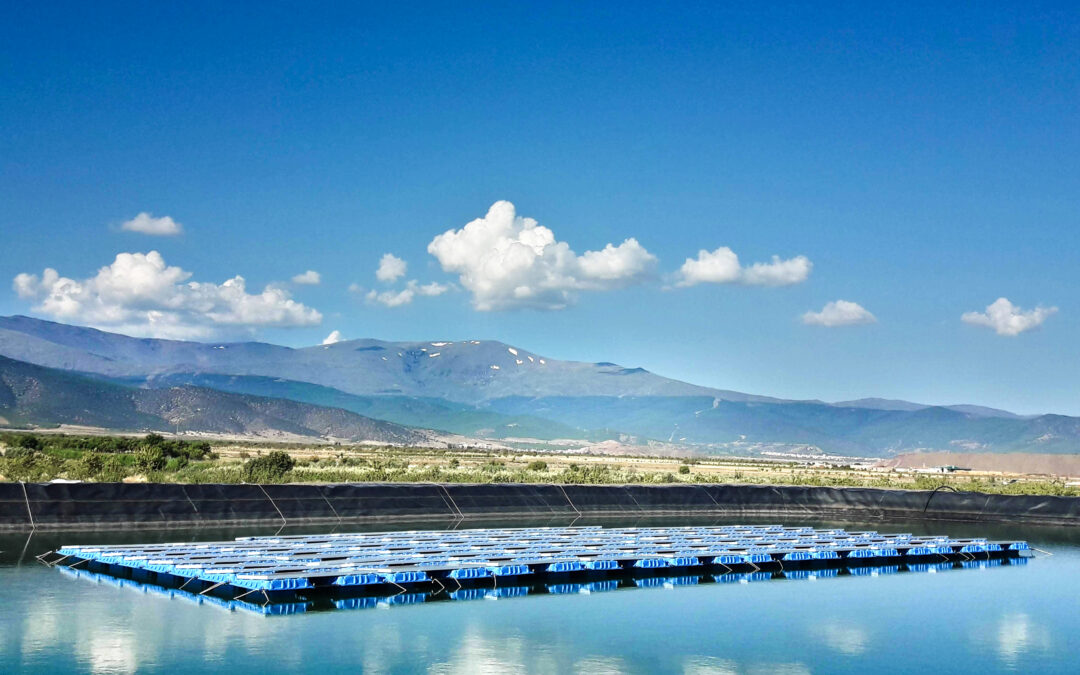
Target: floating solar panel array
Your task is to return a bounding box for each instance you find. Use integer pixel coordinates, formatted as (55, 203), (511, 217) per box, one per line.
(47, 525), (1030, 612)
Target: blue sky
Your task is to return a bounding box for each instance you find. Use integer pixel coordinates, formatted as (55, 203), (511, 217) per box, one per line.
(2, 2), (1078, 414)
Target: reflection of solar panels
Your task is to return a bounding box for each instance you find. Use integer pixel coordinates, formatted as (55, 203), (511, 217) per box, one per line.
(48, 525), (1030, 613)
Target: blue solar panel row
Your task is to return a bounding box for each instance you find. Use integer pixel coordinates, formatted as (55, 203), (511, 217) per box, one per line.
(51, 525), (1028, 594)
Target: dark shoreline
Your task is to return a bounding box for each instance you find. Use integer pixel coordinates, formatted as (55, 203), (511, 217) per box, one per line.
(2, 482), (1078, 531)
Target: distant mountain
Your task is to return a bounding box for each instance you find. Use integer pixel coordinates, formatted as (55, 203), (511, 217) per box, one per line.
(0, 315), (775, 403)
(112, 371), (597, 441)
(1, 315), (1077, 456)
(485, 396), (1080, 454)
(832, 398), (1028, 420)
(0, 355), (434, 444)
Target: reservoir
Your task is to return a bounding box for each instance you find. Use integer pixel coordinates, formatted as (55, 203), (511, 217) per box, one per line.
(2, 517), (1078, 674)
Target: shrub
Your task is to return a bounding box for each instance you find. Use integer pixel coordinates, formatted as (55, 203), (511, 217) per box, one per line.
(1, 452), (63, 481)
(241, 450), (296, 483)
(678, 465), (691, 475)
(11, 434), (43, 453)
(72, 452), (105, 480)
(4, 445), (38, 460)
(526, 460), (548, 472)
(165, 456), (189, 472)
(134, 446), (167, 473)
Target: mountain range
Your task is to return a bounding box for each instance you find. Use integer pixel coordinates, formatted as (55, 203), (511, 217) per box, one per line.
(1, 315), (1077, 456)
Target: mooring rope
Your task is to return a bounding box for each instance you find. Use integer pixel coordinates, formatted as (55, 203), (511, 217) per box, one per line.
(437, 484), (464, 520)
(179, 485), (200, 515)
(20, 481), (35, 530)
(697, 484), (724, 511)
(318, 487), (342, 522)
(198, 581), (225, 596)
(922, 484), (958, 512)
(558, 484), (582, 517)
(258, 484), (287, 526)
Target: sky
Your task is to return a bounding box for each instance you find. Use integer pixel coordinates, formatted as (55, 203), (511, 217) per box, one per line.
(1, 2), (1078, 414)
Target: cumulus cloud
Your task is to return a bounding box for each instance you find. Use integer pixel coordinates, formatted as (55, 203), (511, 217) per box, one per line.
(322, 330), (343, 345)
(676, 247), (741, 285)
(12, 251), (322, 339)
(427, 200), (657, 310)
(962, 298), (1057, 336)
(677, 247), (811, 287)
(365, 280), (450, 308)
(375, 254), (407, 283)
(291, 270), (321, 285)
(742, 255), (813, 286)
(802, 300), (877, 327)
(120, 212), (183, 236)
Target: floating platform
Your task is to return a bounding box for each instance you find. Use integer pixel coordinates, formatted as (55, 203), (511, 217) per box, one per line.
(44, 525), (1031, 612)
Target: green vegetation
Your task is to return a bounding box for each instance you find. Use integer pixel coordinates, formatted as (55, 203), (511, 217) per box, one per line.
(241, 451), (296, 482)
(0, 432), (1077, 496)
(0, 432), (213, 483)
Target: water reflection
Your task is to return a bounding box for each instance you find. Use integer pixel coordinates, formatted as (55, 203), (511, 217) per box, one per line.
(682, 657), (811, 675)
(427, 627), (530, 675)
(995, 612), (1051, 667)
(811, 620), (870, 656)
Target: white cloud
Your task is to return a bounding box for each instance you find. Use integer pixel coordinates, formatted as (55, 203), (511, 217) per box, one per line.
(291, 270), (321, 285)
(962, 297), (1057, 336)
(427, 200), (656, 311)
(322, 330), (343, 345)
(365, 288), (413, 308)
(413, 281), (449, 297)
(120, 212), (183, 236)
(677, 247), (811, 287)
(676, 247), (741, 285)
(802, 300), (877, 327)
(13, 251), (322, 339)
(577, 238), (656, 281)
(742, 255), (813, 286)
(375, 254), (407, 283)
(365, 280), (450, 308)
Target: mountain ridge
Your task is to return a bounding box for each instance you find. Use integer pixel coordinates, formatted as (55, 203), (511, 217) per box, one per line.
(0, 354), (438, 445)
(1, 315), (1077, 456)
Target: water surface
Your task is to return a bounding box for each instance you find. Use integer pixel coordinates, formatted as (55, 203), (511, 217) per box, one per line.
(2, 517), (1077, 674)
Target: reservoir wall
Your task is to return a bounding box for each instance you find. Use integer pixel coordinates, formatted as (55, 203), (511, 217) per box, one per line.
(0, 482), (1077, 531)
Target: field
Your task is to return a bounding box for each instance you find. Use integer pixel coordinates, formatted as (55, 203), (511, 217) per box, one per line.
(2, 431), (1078, 497)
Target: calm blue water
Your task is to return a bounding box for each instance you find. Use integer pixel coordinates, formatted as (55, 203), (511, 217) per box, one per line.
(1, 517), (1078, 674)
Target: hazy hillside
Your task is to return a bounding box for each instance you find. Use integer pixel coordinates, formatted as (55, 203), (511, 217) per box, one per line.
(485, 396), (1080, 455)
(0, 355), (434, 444)
(2, 316), (1079, 456)
(115, 371), (598, 441)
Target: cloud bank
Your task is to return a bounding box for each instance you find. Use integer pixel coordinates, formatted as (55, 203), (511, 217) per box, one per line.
(120, 212), (183, 236)
(677, 247), (811, 287)
(427, 200), (656, 310)
(802, 300), (877, 327)
(13, 251), (322, 339)
(962, 297), (1057, 336)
